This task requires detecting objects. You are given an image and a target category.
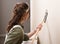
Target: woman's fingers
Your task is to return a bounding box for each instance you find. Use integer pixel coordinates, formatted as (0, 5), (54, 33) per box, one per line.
(36, 24), (42, 31)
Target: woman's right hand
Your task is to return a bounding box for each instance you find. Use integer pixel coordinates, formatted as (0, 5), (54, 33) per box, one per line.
(36, 24), (43, 31)
(27, 24), (43, 38)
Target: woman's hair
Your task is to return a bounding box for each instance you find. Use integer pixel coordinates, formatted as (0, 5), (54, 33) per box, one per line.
(7, 3), (29, 32)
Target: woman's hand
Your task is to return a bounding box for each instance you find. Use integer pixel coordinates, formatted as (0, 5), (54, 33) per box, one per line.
(27, 24), (42, 38)
(36, 24), (43, 31)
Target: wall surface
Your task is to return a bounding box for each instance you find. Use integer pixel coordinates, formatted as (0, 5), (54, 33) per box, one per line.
(31, 0), (60, 44)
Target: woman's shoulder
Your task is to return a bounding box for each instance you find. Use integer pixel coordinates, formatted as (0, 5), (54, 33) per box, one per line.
(9, 25), (23, 32)
(13, 25), (22, 29)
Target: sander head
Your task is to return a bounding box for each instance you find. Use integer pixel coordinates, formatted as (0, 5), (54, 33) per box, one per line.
(43, 9), (48, 23)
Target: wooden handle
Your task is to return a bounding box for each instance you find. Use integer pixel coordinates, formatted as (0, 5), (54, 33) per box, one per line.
(31, 20), (44, 44)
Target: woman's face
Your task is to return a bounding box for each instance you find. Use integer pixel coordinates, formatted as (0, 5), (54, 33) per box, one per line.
(20, 12), (30, 23)
(25, 10), (30, 21)
(20, 9), (30, 24)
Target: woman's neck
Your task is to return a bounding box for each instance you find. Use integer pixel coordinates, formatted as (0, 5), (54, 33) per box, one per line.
(19, 20), (24, 25)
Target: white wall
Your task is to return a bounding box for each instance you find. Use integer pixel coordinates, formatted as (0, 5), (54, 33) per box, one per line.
(31, 0), (60, 44)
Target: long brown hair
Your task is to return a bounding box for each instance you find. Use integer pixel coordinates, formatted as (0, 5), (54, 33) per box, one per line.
(7, 3), (28, 32)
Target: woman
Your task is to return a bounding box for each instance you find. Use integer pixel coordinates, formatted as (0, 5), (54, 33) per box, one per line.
(4, 3), (42, 44)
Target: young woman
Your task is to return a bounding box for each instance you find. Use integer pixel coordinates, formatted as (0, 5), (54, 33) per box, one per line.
(4, 3), (42, 44)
